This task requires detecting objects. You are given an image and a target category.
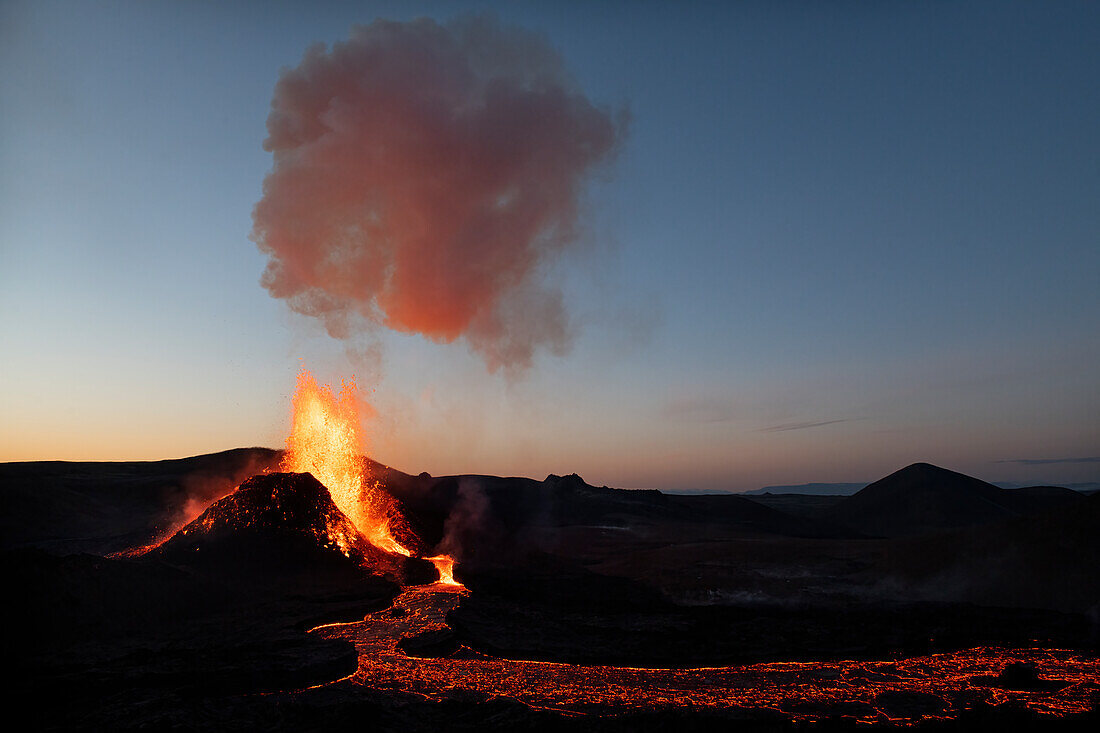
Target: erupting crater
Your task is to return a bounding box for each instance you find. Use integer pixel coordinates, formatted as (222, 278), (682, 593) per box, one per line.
(150, 471), (435, 584)
(279, 367), (461, 586)
(141, 366), (461, 588)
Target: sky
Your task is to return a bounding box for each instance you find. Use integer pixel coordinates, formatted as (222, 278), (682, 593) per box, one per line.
(1, 0), (1097, 491)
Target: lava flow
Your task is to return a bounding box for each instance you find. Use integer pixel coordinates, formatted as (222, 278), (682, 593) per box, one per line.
(283, 366), (459, 584)
(425, 555), (459, 586)
(309, 586), (1100, 724)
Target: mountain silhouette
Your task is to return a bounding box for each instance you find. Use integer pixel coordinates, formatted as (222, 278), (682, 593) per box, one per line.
(823, 462), (1083, 537)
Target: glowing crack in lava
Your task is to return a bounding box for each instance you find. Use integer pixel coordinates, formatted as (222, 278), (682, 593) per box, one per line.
(282, 367), (459, 585)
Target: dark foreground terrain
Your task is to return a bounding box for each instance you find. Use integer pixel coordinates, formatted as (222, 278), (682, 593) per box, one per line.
(4, 450), (1098, 730)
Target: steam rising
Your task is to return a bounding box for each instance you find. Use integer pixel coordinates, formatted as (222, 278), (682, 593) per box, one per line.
(438, 478), (491, 561)
(252, 15), (625, 370)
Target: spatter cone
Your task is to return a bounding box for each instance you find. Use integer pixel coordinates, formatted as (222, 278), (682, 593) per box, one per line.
(152, 472), (435, 585)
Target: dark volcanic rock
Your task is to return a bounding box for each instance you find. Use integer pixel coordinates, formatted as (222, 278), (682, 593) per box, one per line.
(971, 662), (1069, 691)
(8, 546), (396, 713)
(875, 492), (1100, 612)
(398, 627), (460, 658)
(447, 587), (1093, 667)
(872, 690), (947, 718)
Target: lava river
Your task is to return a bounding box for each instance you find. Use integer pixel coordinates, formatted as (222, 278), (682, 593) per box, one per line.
(307, 585), (1100, 724)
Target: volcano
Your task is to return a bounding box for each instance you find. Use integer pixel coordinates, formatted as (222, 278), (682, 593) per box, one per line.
(151, 471), (435, 585)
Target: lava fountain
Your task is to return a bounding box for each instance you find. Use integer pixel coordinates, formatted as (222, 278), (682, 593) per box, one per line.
(282, 366), (459, 585)
(425, 555), (459, 586)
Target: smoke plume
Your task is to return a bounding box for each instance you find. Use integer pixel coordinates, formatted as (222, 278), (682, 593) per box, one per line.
(252, 15), (625, 371)
(438, 478), (491, 561)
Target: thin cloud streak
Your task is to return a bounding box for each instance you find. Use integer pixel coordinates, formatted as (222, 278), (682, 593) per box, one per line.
(758, 419), (849, 433)
(995, 457), (1100, 466)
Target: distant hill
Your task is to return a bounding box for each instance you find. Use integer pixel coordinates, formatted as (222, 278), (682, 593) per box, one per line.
(745, 483), (865, 496)
(0, 447), (280, 555)
(823, 462), (1085, 537)
(743, 493), (848, 519)
(994, 481), (1100, 493)
(375, 468), (860, 564)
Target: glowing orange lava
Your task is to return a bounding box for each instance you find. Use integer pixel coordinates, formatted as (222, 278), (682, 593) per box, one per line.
(310, 586), (1100, 723)
(426, 555), (460, 586)
(282, 366), (458, 582)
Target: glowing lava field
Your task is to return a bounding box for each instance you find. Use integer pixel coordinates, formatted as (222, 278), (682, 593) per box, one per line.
(311, 584), (1100, 725)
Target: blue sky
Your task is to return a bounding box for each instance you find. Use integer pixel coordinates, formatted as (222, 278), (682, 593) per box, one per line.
(2, 1), (1097, 490)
